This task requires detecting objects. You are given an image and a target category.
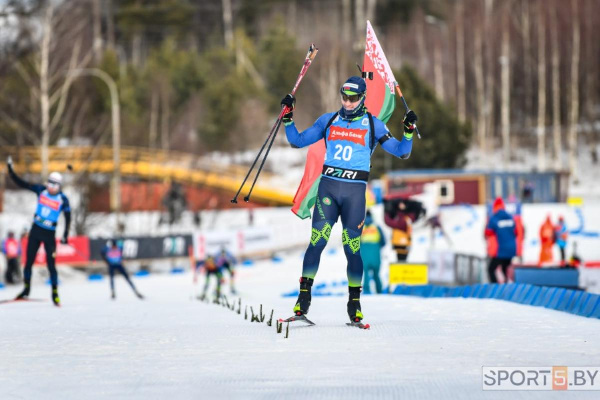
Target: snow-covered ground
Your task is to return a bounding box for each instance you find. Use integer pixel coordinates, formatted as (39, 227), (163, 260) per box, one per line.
(1, 247), (599, 399)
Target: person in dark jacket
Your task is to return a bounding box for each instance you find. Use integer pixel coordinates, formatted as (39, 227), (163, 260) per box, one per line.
(484, 197), (517, 283)
(383, 198), (425, 261)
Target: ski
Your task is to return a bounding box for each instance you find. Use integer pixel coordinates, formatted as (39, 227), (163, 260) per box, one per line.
(0, 298), (47, 305)
(346, 321), (370, 330)
(278, 315), (315, 325)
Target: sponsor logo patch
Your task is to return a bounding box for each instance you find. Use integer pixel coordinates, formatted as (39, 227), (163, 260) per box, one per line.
(328, 127), (367, 145)
(39, 195), (61, 210)
(323, 197), (332, 206)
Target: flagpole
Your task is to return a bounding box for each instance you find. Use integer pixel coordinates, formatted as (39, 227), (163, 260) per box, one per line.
(394, 84), (421, 139)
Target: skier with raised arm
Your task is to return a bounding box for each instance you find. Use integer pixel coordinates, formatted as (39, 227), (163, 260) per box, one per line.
(6, 156), (71, 306)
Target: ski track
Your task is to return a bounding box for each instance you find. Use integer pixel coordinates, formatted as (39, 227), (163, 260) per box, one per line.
(1, 248), (599, 399)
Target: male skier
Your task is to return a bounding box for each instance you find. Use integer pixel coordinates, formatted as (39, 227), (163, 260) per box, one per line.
(280, 76), (417, 326)
(101, 239), (144, 300)
(7, 156), (70, 306)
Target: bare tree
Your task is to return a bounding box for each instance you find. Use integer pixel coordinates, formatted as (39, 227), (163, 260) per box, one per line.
(473, 17), (486, 153)
(536, 0), (547, 171)
(149, 89), (159, 148)
(550, 3), (562, 169)
(105, 0), (115, 50)
(582, 0), (599, 156)
(521, 0), (532, 129)
(455, 0), (466, 122)
(222, 0), (233, 48)
(500, 1), (511, 166)
(160, 81), (171, 152)
(355, 0), (365, 48)
(484, 0), (495, 158)
(426, 15), (446, 101)
(8, 1), (94, 177)
(92, 0), (103, 62)
(39, 5), (53, 178)
(567, 0), (580, 178)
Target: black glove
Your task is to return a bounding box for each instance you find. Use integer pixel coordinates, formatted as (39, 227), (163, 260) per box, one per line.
(61, 235), (68, 244)
(281, 94), (295, 125)
(403, 110), (418, 134)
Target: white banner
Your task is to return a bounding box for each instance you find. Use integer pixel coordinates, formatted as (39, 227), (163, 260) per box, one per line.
(427, 249), (456, 283)
(192, 227), (274, 260)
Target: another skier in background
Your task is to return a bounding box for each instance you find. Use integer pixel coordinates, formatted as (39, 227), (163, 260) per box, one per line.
(215, 248), (237, 295)
(2, 231), (21, 284)
(484, 197), (517, 283)
(554, 216), (568, 266)
(281, 75), (416, 325)
(101, 239), (144, 300)
(196, 255), (222, 301)
(361, 211), (386, 294)
(6, 156), (70, 306)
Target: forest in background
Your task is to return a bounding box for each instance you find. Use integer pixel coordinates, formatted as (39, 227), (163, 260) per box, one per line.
(0, 0), (598, 179)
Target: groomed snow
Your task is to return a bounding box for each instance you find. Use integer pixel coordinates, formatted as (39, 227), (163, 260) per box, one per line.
(1, 247), (599, 399)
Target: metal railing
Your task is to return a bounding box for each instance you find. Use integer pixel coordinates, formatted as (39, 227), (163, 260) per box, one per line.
(1, 146), (294, 205)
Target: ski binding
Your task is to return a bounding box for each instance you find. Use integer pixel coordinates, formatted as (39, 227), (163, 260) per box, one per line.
(346, 321), (370, 329)
(278, 314), (315, 325)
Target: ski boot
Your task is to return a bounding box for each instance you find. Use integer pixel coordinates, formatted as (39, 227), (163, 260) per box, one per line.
(347, 286), (364, 323)
(293, 277), (314, 316)
(51, 286), (60, 307)
(15, 282), (30, 300)
(111, 289), (116, 300)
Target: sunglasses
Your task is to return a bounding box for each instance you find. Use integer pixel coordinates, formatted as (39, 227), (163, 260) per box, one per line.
(341, 93), (363, 102)
(47, 181), (60, 189)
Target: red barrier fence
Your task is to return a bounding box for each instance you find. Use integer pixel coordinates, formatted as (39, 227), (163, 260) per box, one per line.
(21, 236), (90, 266)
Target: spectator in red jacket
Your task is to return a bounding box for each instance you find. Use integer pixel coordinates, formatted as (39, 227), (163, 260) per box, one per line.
(2, 232), (21, 284)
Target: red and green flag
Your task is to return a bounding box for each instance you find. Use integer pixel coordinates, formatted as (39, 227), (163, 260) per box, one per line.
(291, 20), (399, 219)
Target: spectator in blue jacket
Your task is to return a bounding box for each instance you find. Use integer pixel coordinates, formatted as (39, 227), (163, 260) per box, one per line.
(484, 197), (517, 283)
(554, 216), (568, 265)
(361, 211), (386, 294)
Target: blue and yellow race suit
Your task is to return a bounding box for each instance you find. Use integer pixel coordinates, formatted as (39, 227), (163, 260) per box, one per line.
(285, 110), (412, 287)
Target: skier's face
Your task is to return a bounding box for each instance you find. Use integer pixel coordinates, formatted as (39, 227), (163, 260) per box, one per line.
(340, 93), (363, 111)
(46, 181), (60, 195)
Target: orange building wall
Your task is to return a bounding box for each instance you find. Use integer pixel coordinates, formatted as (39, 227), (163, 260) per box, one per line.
(88, 182), (265, 212)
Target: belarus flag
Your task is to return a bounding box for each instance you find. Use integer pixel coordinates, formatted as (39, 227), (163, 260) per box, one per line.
(291, 21), (399, 219)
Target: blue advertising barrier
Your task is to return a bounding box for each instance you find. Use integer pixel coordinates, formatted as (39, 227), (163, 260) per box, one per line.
(391, 283), (600, 320)
(514, 267), (579, 289)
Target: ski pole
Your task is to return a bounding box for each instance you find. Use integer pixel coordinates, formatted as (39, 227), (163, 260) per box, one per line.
(231, 44), (319, 204)
(243, 109), (285, 202)
(230, 120), (281, 204)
